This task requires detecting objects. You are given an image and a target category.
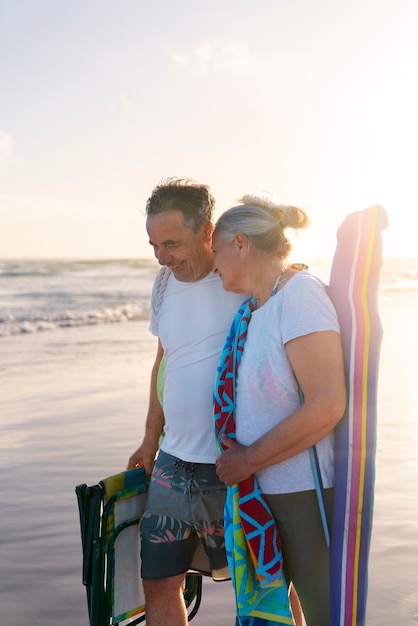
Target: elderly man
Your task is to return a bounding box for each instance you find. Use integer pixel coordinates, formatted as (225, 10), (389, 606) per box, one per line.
(127, 178), (245, 626)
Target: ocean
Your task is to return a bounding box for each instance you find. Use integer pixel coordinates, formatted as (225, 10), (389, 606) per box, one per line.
(1, 257), (418, 339)
(0, 258), (160, 338)
(1, 257), (418, 625)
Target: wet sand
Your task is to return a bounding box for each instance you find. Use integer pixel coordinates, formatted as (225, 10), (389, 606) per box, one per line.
(1, 294), (417, 624)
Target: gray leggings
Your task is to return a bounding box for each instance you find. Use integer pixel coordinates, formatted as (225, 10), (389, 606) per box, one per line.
(265, 488), (333, 626)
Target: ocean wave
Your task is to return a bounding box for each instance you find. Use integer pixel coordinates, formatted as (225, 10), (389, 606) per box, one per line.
(0, 303), (151, 337)
(0, 258), (160, 280)
(2, 257), (418, 338)
(379, 259), (418, 293)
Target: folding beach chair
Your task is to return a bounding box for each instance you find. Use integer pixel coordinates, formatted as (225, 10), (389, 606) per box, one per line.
(75, 466), (202, 626)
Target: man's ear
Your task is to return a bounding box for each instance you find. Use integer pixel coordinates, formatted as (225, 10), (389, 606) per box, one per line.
(204, 221), (214, 241)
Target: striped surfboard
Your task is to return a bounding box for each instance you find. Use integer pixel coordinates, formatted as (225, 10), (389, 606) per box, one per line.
(327, 205), (388, 626)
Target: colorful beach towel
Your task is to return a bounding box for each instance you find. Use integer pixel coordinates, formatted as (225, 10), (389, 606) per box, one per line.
(214, 298), (293, 626)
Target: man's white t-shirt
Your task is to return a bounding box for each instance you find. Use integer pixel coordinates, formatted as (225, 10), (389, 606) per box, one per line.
(235, 272), (341, 494)
(150, 271), (245, 463)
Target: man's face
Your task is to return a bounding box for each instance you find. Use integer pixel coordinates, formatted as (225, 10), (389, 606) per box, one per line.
(146, 209), (214, 282)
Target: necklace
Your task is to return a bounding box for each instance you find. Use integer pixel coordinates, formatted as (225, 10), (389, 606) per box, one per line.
(270, 269), (286, 298)
(256, 269), (287, 309)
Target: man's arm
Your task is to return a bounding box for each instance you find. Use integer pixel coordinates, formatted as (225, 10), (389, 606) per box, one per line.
(127, 339), (165, 475)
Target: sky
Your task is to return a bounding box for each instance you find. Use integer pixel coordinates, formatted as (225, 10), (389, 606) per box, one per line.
(1, 0), (417, 262)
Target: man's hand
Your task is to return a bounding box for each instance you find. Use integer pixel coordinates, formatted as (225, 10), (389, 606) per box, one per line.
(127, 440), (158, 476)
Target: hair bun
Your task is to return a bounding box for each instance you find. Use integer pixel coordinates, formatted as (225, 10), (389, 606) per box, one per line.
(239, 194), (306, 227)
(240, 194), (275, 211)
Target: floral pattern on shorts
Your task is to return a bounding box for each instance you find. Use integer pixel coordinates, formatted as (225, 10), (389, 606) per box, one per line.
(143, 515), (225, 547)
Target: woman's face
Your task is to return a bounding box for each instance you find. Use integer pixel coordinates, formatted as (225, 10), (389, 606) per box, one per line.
(212, 230), (247, 293)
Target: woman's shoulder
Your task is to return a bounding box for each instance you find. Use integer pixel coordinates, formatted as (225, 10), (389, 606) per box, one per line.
(279, 270), (340, 335)
(281, 270), (336, 313)
(284, 269), (327, 293)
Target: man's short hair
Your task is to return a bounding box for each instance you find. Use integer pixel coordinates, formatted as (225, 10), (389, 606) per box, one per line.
(146, 178), (215, 232)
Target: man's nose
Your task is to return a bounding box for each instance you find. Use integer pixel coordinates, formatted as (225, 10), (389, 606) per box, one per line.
(156, 248), (172, 266)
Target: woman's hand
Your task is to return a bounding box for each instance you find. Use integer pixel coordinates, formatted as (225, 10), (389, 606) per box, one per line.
(215, 435), (253, 485)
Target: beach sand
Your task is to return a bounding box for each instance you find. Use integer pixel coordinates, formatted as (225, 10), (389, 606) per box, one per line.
(1, 294), (417, 625)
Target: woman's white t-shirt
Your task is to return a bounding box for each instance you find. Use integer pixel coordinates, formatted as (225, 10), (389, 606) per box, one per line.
(235, 272), (341, 494)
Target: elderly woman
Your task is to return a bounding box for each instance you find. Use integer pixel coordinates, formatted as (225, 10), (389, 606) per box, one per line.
(212, 195), (346, 626)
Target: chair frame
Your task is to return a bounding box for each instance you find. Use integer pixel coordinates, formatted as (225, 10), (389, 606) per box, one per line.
(75, 468), (202, 626)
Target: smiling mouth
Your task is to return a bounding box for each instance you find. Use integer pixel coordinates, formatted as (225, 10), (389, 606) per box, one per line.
(168, 261), (184, 271)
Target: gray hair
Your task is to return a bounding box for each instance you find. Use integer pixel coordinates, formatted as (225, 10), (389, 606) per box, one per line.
(145, 177), (215, 232)
(214, 194), (309, 259)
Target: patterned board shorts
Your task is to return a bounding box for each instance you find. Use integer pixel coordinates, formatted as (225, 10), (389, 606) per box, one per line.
(140, 450), (230, 581)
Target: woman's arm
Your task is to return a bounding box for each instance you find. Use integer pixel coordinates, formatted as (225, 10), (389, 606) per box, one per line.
(216, 330), (346, 485)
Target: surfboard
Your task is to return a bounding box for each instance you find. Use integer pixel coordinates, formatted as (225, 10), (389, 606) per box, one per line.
(327, 205), (388, 626)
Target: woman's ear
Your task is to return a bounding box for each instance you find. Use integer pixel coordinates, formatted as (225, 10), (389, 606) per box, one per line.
(234, 233), (250, 257)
